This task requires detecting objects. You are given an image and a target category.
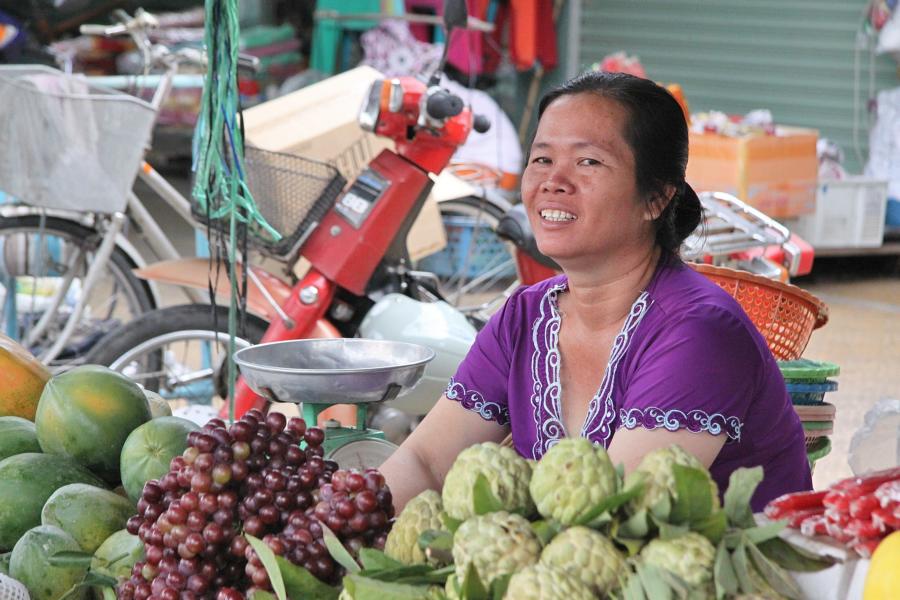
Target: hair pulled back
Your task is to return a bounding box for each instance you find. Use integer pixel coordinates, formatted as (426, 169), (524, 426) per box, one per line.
(537, 71), (702, 254)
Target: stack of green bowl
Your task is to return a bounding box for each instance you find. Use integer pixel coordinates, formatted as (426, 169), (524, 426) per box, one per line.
(778, 358), (840, 472)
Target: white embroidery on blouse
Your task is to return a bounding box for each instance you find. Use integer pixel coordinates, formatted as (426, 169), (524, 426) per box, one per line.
(530, 282), (567, 458)
(530, 283), (651, 457)
(580, 292), (650, 445)
(619, 406), (743, 442)
(446, 377), (509, 425)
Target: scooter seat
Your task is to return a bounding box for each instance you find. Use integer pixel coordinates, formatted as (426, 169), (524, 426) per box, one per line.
(496, 204), (561, 271)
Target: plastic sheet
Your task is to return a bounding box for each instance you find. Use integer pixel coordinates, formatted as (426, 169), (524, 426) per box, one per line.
(0, 65), (155, 214)
(849, 398), (900, 476)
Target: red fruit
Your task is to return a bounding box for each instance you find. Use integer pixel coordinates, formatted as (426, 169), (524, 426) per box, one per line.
(304, 428), (325, 447)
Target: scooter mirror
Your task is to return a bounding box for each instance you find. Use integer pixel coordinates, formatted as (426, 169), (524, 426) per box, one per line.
(443, 0), (469, 32)
(430, 0), (469, 86)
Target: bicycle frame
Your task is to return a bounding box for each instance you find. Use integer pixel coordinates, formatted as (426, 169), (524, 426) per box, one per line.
(1, 61), (209, 364)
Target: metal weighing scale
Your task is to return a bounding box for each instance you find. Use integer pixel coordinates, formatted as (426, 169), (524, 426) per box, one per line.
(233, 338), (435, 470)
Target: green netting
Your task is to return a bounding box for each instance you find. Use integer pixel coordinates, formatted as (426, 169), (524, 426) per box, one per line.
(191, 0), (280, 419)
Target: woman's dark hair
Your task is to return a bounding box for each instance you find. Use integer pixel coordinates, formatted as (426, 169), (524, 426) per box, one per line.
(536, 71), (702, 254)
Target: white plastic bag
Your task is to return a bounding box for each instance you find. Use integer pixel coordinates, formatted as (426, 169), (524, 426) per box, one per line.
(848, 397), (900, 475)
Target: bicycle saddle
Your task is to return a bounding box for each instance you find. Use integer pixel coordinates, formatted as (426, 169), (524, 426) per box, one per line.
(496, 204), (561, 271)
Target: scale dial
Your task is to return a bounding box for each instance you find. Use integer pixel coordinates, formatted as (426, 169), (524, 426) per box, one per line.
(326, 438), (399, 471)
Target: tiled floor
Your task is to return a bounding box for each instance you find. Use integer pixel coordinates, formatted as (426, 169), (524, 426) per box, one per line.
(797, 264), (900, 488)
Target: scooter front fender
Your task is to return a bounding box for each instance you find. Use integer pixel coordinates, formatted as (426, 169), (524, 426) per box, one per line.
(133, 258), (291, 323)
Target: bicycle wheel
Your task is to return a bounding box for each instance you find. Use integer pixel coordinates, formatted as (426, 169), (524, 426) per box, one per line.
(85, 304), (268, 420)
(0, 215), (154, 367)
(416, 197), (519, 319)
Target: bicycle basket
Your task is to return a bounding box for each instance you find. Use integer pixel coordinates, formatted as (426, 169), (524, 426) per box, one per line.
(0, 65), (156, 214)
(193, 145), (346, 259)
(692, 263), (829, 361)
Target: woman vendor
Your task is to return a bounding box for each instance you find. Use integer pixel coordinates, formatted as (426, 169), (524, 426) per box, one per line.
(379, 71), (811, 513)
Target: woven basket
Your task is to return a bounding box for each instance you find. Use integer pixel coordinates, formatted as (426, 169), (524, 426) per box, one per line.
(692, 264), (829, 361)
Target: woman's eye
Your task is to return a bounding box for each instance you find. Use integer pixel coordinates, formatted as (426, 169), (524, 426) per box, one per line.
(530, 156), (551, 165)
(579, 158), (601, 166)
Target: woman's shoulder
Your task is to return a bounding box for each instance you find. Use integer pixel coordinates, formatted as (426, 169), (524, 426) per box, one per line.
(641, 259), (771, 361)
(649, 259), (748, 321)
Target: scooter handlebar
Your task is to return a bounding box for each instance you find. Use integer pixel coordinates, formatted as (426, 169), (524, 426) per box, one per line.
(426, 90), (464, 120)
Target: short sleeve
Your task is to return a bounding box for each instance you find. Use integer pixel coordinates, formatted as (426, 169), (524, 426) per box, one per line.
(617, 305), (764, 444)
(445, 288), (524, 426)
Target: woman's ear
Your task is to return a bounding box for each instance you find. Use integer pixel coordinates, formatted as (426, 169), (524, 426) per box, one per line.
(644, 184), (678, 221)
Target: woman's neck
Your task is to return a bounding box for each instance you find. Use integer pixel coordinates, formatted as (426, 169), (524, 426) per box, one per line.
(559, 245), (662, 332)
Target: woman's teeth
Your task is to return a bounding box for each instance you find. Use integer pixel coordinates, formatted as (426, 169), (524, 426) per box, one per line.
(540, 209), (577, 222)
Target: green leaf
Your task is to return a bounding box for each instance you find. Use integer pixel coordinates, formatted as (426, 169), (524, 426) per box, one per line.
(757, 537), (836, 572)
(472, 473), (504, 515)
(723, 467), (763, 529)
(742, 521), (787, 545)
(713, 542), (738, 599)
(0, 551), (10, 575)
(359, 548), (405, 571)
(575, 482), (645, 527)
(669, 465), (713, 526)
(251, 591), (278, 600)
(635, 563), (673, 600)
(722, 530), (744, 550)
(649, 493), (673, 523)
(341, 574), (435, 599)
(621, 571), (648, 600)
(356, 564), (433, 584)
(275, 556), (340, 600)
(320, 524), (361, 574)
(246, 535), (288, 600)
(693, 511), (727, 545)
(530, 520), (563, 546)
(418, 529), (453, 566)
(461, 562), (489, 600)
(440, 512), (463, 534)
(489, 574), (511, 600)
(655, 520), (690, 541)
(618, 509), (651, 539)
(747, 541), (804, 600)
(48, 550), (94, 568)
(729, 543), (754, 594)
(100, 586), (117, 600)
(81, 573), (118, 587)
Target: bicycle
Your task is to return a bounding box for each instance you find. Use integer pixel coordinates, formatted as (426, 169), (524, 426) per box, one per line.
(0, 9), (250, 369)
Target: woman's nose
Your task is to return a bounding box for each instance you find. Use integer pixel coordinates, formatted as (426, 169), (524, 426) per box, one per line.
(539, 175), (574, 194)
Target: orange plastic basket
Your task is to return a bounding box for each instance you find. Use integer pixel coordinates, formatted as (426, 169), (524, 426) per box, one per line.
(691, 264), (828, 360)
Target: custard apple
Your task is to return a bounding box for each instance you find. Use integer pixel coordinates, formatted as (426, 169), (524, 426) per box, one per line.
(452, 511), (541, 586)
(384, 489), (445, 565)
(540, 526), (626, 595)
(529, 437), (617, 525)
(627, 444), (720, 514)
(505, 564), (595, 600)
(639, 532), (716, 587)
(442, 442), (534, 520)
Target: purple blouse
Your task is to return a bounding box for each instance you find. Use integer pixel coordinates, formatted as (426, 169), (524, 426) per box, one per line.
(447, 257), (811, 511)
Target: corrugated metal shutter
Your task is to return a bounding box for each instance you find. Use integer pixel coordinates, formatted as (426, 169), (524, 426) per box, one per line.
(576, 0), (898, 173)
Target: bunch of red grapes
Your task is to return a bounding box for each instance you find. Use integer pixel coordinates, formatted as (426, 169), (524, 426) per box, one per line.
(118, 409), (393, 600)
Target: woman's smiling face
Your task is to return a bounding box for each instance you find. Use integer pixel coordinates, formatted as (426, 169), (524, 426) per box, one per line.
(521, 93), (657, 267)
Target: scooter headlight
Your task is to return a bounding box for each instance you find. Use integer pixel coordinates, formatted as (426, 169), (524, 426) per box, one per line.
(358, 78), (403, 132)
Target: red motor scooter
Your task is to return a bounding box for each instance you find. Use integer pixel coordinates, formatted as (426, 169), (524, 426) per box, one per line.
(87, 1), (492, 431)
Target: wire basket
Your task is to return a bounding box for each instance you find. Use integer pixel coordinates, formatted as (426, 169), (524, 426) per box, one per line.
(692, 263), (828, 361)
(417, 215), (517, 279)
(0, 65), (156, 214)
(193, 146), (346, 259)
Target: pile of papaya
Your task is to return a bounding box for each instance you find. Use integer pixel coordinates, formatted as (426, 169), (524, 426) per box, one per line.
(0, 334), (197, 600)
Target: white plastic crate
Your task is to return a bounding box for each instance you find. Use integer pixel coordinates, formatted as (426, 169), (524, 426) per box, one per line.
(786, 178), (888, 248)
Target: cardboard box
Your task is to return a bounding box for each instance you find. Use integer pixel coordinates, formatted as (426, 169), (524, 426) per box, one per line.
(687, 127), (818, 218)
(242, 66), (445, 261)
